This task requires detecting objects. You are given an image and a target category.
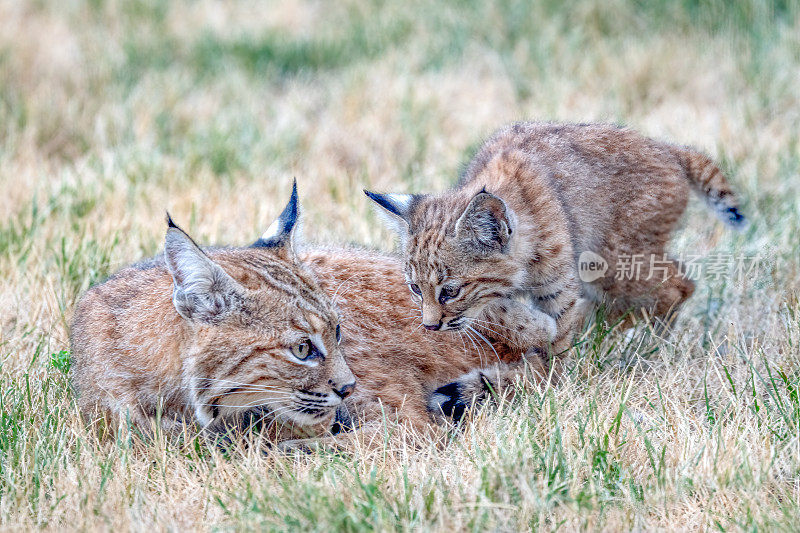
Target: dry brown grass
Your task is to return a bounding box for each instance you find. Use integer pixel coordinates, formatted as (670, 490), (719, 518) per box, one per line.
(1, 0), (799, 530)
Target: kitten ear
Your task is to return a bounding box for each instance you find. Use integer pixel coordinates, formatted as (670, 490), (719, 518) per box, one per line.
(164, 214), (241, 322)
(455, 189), (514, 256)
(363, 190), (418, 235)
(252, 180), (300, 254)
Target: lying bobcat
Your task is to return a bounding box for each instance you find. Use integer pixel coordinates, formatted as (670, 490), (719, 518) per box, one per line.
(71, 184), (525, 444)
(365, 121), (747, 416)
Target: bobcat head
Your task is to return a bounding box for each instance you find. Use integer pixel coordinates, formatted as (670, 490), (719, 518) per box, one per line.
(365, 188), (524, 331)
(168, 183), (356, 428)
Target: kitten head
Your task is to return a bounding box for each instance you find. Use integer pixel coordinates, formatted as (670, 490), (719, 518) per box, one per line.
(365, 188), (523, 331)
(167, 183), (355, 428)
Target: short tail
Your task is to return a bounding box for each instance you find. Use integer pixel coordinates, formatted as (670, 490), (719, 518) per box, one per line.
(672, 147), (747, 229)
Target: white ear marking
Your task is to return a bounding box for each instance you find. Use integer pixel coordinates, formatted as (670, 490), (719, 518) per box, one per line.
(385, 194), (413, 211)
(260, 219), (281, 241)
(253, 180), (300, 249)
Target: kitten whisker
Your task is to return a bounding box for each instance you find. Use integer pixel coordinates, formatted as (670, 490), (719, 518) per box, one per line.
(467, 325), (502, 363)
(462, 327), (484, 367)
(465, 318), (515, 344)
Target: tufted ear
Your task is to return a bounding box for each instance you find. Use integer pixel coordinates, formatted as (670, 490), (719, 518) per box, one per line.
(363, 190), (418, 236)
(164, 214), (241, 322)
(455, 189), (514, 256)
(252, 180), (300, 255)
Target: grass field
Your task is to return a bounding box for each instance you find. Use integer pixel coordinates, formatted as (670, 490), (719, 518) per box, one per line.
(1, 0), (799, 530)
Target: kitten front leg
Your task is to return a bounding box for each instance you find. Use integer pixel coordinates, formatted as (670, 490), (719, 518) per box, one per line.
(470, 297), (557, 354)
(433, 295), (581, 422)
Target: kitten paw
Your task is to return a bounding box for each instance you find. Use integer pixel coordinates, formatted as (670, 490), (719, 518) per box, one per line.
(428, 369), (495, 422)
(541, 314), (558, 342)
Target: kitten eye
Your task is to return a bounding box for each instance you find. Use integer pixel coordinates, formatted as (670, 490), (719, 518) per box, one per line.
(291, 339), (314, 361)
(335, 323), (341, 343)
(409, 283), (422, 297)
(439, 285), (461, 304)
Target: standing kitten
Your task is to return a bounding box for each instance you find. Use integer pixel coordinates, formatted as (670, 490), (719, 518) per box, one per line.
(366, 121), (746, 415)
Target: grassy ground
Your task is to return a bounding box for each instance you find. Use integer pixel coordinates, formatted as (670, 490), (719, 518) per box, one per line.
(1, 0), (799, 530)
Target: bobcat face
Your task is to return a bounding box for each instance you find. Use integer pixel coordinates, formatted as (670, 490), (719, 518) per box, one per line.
(365, 189), (523, 331)
(187, 299), (351, 427)
(168, 183), (356, 427)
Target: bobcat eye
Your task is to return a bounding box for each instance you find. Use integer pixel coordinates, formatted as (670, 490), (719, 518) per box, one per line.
(335, 324), (341, 344)
(408, 283), (422, 297)
(439, 285), (461, 304)
(291, 339), (314, 361)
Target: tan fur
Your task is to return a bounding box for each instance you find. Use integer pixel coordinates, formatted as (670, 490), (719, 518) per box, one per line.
(71, 234), (357, 441)
(71, 221), (526, 442)
(367, 121), (746, 406)
(303, 247), (531, 431)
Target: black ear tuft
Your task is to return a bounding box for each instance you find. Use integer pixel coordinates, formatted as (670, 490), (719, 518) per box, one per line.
(364, 190), (410, 219)
(253, 179), (300, 248)
(165, 211), (178, 229)
(364, 191), (419, 237)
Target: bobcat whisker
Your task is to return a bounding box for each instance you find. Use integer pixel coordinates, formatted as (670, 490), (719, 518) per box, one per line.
(194, 384), (293, 394)
(331, 272), (364, 304)
(198, 395), (293, 410)
(454, 328), (468, 356)
(256, 404), (295, 423)
(196, 377), (294, 389)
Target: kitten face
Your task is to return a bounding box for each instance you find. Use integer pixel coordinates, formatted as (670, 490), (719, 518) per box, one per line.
(365, 189), (520, 331)
(403, 232), (519, 330)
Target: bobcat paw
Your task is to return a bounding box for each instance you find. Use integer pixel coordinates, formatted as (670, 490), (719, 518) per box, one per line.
(428, 369), (495, 422)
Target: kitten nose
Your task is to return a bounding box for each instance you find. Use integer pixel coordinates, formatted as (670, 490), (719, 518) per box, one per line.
(333, 382), (355, 399)
(423, 321), (442, 331)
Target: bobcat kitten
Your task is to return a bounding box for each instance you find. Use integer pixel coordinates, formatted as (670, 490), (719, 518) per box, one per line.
(366, 121), (746, 417)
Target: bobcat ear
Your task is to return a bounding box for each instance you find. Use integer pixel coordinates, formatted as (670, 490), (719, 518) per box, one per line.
(455, 190), (514, 256)
(363, 190), (418, 235)
(164, 214), (241, 322)
(252, 180), (300, 254)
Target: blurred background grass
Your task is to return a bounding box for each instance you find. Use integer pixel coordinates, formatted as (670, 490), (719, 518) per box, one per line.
(1, 0), (799, 530)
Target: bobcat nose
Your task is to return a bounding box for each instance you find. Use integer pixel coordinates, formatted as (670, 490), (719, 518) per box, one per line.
(332, 382), (356, 399)
(423, 321), (442, 331)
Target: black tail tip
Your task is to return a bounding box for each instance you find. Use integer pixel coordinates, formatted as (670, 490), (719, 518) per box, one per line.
(725, 207), (748, 230)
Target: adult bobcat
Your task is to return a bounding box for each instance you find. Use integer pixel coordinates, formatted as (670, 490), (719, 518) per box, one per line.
(366, 121), (746, 415)
(71, 185), (523, 443)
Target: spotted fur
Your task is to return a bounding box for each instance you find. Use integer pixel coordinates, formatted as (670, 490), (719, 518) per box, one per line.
(71, 187), (526, 443)
(367, 121), (746, 413)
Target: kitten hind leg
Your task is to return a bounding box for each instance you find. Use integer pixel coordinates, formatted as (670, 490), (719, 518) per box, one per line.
(603, 256), (695, 336)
